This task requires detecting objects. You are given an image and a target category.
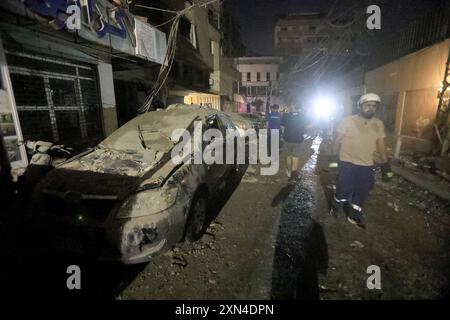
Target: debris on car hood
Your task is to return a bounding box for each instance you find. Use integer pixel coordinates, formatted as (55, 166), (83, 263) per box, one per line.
(61, 147), (163, 177)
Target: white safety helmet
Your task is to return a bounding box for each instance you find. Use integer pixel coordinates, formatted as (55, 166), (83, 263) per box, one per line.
(358, 93), (381, 106)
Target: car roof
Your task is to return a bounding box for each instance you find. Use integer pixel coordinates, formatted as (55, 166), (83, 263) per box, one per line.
(101, 104), (219, 150)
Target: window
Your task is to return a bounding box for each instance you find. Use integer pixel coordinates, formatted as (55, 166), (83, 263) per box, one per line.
(180, 18), (191, 38)
(180, 18), (197, 48)
(257, 72), (261, 81)
(247, 72), (251, 81)
(309, 25), (316, 31)
(210, 40), (214, 55)
(266, 72), (271, 81)
(276, 72), (280, 81)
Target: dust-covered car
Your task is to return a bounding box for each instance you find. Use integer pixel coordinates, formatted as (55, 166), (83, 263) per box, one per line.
(239, 113), (267, 134)
(32, 104), (239, 264)
(224, 112), (254, 135)
(225, 112), (267, 137)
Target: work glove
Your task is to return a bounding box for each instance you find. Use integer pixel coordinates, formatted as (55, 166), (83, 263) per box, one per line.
(328, 155), (339, 168)
(381, 162), (394, 182)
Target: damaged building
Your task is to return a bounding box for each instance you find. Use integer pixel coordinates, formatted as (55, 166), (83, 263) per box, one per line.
(0, 0), (244, 174)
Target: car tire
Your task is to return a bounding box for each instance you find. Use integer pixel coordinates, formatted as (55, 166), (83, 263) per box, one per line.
(185, 190), (208, 243)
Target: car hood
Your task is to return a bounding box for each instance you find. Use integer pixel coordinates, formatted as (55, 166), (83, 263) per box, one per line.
(60, 148), (161, 177)
(37, 147), (177, 201)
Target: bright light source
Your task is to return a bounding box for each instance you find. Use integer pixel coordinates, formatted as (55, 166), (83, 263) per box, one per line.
(313, 96), (334, 118)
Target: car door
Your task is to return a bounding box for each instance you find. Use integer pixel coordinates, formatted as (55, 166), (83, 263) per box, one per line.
(203, 114), (228, 184)
(217, 113), (239, 172)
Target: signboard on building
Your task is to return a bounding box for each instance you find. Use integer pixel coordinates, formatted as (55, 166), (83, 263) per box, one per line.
(134, 18), (158, 62)
(0, 0), (167, 65)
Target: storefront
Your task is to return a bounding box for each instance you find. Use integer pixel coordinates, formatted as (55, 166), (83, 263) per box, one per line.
(0, 0), (167, 169)
(5, 50), (103, 144)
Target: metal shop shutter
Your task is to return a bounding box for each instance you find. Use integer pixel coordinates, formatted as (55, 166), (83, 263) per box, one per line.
(6, 51), (103, 143)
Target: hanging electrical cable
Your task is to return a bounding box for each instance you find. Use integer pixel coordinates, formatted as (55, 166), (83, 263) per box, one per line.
(136, 0), (222, 113)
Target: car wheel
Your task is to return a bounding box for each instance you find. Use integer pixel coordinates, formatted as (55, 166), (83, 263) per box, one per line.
(185, 191), (207, 242)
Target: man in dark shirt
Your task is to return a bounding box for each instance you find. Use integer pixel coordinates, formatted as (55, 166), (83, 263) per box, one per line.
(281, 104), (306, 180)
(266, 104), (283, 131)
(266, 104), (283, 156)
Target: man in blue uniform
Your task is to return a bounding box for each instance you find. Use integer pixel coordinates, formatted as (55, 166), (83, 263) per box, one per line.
(266, 104), (283, 156)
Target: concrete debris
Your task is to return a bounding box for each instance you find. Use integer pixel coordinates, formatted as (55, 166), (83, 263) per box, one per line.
(171, 255), (188, 269)
(382, 174), (450, 216)
(164, 250), (174, 257)
(246, 166), (257, 174)
(201, 232), (216, 244)
(208, 279), (217, 285)
(241, 176), (259, 184)
(392, 165), (450, 201)
(319, 285), (338, 292)
(350, 241), (364, 249)
(387, 202), (400, 212)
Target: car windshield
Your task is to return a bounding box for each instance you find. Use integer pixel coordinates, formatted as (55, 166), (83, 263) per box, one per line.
(100, 109), (202, 154)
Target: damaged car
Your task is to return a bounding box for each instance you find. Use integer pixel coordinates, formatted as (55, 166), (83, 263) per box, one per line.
(32, 104), (239, 264)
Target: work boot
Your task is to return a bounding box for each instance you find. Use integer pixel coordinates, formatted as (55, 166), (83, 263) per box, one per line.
(329, 195), (343, 218)
(347, 208), (366, 229)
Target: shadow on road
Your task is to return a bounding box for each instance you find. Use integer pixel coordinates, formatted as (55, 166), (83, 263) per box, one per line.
(271, 144), (330, 301)
(270, 174), (328, 300)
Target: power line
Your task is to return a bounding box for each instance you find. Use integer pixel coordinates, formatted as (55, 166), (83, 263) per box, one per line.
(138, 0), (222, 113)
(134, 4), (178, 14)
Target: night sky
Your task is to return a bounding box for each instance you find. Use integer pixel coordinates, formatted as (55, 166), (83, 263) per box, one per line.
(226, 0), (434, 56)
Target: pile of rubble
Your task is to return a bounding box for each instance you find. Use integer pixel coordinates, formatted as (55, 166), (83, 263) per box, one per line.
(380, 173), (450, 216)
(163, 220), (225, 276)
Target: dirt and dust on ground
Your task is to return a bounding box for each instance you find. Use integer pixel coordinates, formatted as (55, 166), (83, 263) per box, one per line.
(1, 136), (449, 299)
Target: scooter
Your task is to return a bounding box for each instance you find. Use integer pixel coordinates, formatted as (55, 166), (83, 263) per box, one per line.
(18, 140), (73, 199)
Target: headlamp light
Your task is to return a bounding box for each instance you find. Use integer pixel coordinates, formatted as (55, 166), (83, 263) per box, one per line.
(116, 187), (178, 219)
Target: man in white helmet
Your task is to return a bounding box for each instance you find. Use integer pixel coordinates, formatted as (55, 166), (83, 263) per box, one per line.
(329, 93), (393, 229)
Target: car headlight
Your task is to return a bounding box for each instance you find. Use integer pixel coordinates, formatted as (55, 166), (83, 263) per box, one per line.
(116, 187), (178, 219)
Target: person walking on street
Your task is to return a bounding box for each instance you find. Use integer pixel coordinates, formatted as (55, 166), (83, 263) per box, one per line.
(329, 93), (394, 229)
(266, 104), (283, 156)
(281, 104), (307, 181)
(266, 104), (283, 131)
